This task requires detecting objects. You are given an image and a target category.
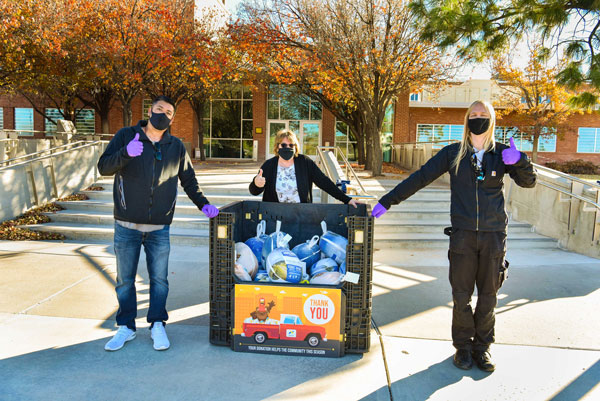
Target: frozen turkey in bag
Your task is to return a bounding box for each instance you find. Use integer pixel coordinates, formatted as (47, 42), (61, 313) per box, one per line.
(262, 220), (291, 263)
(291, 235), (321, 275)
(245, 220), (268, 269)
(310, 271), (344, 285)
(319, 221), (347, 264)
(266, 248), (304, 283)
(310, 257), (339, 277)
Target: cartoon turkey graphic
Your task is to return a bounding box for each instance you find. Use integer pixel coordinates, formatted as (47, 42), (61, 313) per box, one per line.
(250, 297), (275, 322)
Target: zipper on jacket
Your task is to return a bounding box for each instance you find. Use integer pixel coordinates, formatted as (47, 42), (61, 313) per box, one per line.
(476, 180), (479, 231)
(149, 156), (156, 221)
(118, 174), (127, 210)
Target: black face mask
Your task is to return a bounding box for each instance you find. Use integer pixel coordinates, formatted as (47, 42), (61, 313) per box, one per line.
(278, 147), (295, 161)
(149, 112), (171, 131)
(468, 118), (490, 135)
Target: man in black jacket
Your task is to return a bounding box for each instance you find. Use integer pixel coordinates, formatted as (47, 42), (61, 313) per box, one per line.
(98, 95), (218, 352)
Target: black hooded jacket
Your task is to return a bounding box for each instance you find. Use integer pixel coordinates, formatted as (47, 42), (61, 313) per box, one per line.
(97, 120), (209, 225)
(379, 142), (536, 232)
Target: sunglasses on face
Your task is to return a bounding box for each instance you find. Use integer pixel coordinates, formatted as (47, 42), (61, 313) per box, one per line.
(153, 142), (162, 161)
(279, 143), (295, 148)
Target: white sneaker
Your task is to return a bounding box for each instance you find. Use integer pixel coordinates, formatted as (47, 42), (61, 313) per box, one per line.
(104, 326), (136, 351)
(151, 322), (170, 351)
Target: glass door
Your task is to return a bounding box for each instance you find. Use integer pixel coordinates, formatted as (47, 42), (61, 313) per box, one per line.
(301, 122), (320, 158)
(268, 121), (287, 158)
(267, 120), (321, 159)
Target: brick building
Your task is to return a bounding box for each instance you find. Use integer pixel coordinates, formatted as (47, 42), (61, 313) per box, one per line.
(1, 79), (599, 165)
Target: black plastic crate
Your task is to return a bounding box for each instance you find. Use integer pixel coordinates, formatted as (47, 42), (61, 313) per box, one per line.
(209, 201), (374, 353)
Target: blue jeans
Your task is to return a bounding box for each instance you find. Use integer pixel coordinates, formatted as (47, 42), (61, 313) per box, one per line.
(114, 222), (170, 331)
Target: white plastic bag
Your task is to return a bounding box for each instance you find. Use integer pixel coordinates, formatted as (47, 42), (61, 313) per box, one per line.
(235, 242), (258, 279)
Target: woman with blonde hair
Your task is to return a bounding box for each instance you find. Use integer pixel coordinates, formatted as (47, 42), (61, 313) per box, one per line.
(250, 129), (359, 206)
(371, 100), (536, 372)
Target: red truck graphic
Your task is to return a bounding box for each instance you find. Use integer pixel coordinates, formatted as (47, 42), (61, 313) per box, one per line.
(242, 314), (327, 347)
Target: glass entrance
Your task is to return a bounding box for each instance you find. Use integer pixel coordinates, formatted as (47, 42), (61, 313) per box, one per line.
(267, 120), (321, 159)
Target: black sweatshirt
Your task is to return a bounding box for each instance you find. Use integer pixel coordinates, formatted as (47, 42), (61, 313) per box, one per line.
(379, 142), (536, 232)
(249, 154), (352, 204)
(97, 120), (209, 225)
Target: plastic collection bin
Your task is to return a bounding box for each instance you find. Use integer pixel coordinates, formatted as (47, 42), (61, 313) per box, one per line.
(209, 201), (374, 356)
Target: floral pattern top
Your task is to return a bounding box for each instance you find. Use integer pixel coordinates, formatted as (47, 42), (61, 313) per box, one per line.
(276, 164), (301, 203)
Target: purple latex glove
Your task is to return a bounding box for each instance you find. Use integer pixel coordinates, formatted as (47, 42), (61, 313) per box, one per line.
(202, 204), (219, 218)
(371, 202), (388, 218)
(502, 137), (521, 165)
(126, 133), (143, 157)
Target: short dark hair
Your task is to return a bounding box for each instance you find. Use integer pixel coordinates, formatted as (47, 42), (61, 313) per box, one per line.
(152, 95), (176, 111)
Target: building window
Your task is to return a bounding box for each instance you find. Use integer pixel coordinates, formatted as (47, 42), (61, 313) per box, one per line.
(15, 108), (34, 136)
(142, 99), (152, 118)
(577, 127), (600, 153)
(335, 121), (357, 161)
(417, 124), (464, 143)
(495, 126), (556, 152)
(409, 92), (421, 101)
(381, 104), (394, 162)
(268, 84), (321, 121)
(205, 85), (253, 159)
(45, 109), (96, 135)
(0, 107), (3, 130)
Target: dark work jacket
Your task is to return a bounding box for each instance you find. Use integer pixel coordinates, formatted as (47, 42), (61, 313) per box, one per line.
(97, 120), (209, 225)
(379, 142), (537, 232)
(249, 154), (352, 204)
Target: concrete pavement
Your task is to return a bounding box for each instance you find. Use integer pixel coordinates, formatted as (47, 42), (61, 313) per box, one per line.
(1, 237), (599, 401)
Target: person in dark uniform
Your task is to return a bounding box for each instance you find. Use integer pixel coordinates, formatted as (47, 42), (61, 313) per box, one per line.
(371, 100), (537, 372)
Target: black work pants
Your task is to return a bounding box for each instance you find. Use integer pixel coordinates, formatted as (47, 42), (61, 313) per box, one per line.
(448, 229), (506, 352)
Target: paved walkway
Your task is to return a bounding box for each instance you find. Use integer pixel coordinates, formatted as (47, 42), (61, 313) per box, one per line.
(1, 162), (599, 400)
(1, 239), (599, 400)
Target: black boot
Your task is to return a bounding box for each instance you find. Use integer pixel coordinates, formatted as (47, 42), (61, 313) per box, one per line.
(472, 350), (495, 372)
(453, 349), (473, 370)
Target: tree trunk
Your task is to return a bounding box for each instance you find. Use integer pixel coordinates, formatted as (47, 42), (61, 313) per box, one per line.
(190, 98), (207, 161)
(122, 100), (132, 127)
(357, 134), (365, 165)
(369, 126), (383, 177)
(100, 110), (110, 135)
(532, 134), (539, 163)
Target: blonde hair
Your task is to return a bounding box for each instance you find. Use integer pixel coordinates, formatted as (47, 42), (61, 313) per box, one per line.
(274, 129), (300, 157)
(451, 100), (496, 174)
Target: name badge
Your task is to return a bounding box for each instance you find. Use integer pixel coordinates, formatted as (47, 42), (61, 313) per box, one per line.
(491, 171), (496, 177)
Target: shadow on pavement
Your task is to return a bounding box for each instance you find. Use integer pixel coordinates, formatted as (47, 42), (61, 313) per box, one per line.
(548, 358), (600, 401)
(371, 262), (600, 328)
(360, 356), (489, 401)
(2, 325), (362, 401)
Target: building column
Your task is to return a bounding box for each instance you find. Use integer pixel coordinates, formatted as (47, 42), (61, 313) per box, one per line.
(321, 107), (335, 147)
(394, 91), (410, 143)
(252, 84), (267, 161)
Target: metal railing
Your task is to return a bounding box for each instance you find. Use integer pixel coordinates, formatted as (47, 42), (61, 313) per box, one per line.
(316, 146), (375, 200)
(0, 140), (95, 167)
(532, 163), (600, 211)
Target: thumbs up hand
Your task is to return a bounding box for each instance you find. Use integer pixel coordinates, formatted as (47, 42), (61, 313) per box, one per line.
(126, 133), (143, 157)
(502, 137), (521, 165)
(254, 169), (266, 188)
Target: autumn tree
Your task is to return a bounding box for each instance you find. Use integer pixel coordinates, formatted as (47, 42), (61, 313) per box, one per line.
(236, 0), (452, 176)
(0, 0), (93, 127)
(492, 45), (581, 163)
(410, 0), (600, 109)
